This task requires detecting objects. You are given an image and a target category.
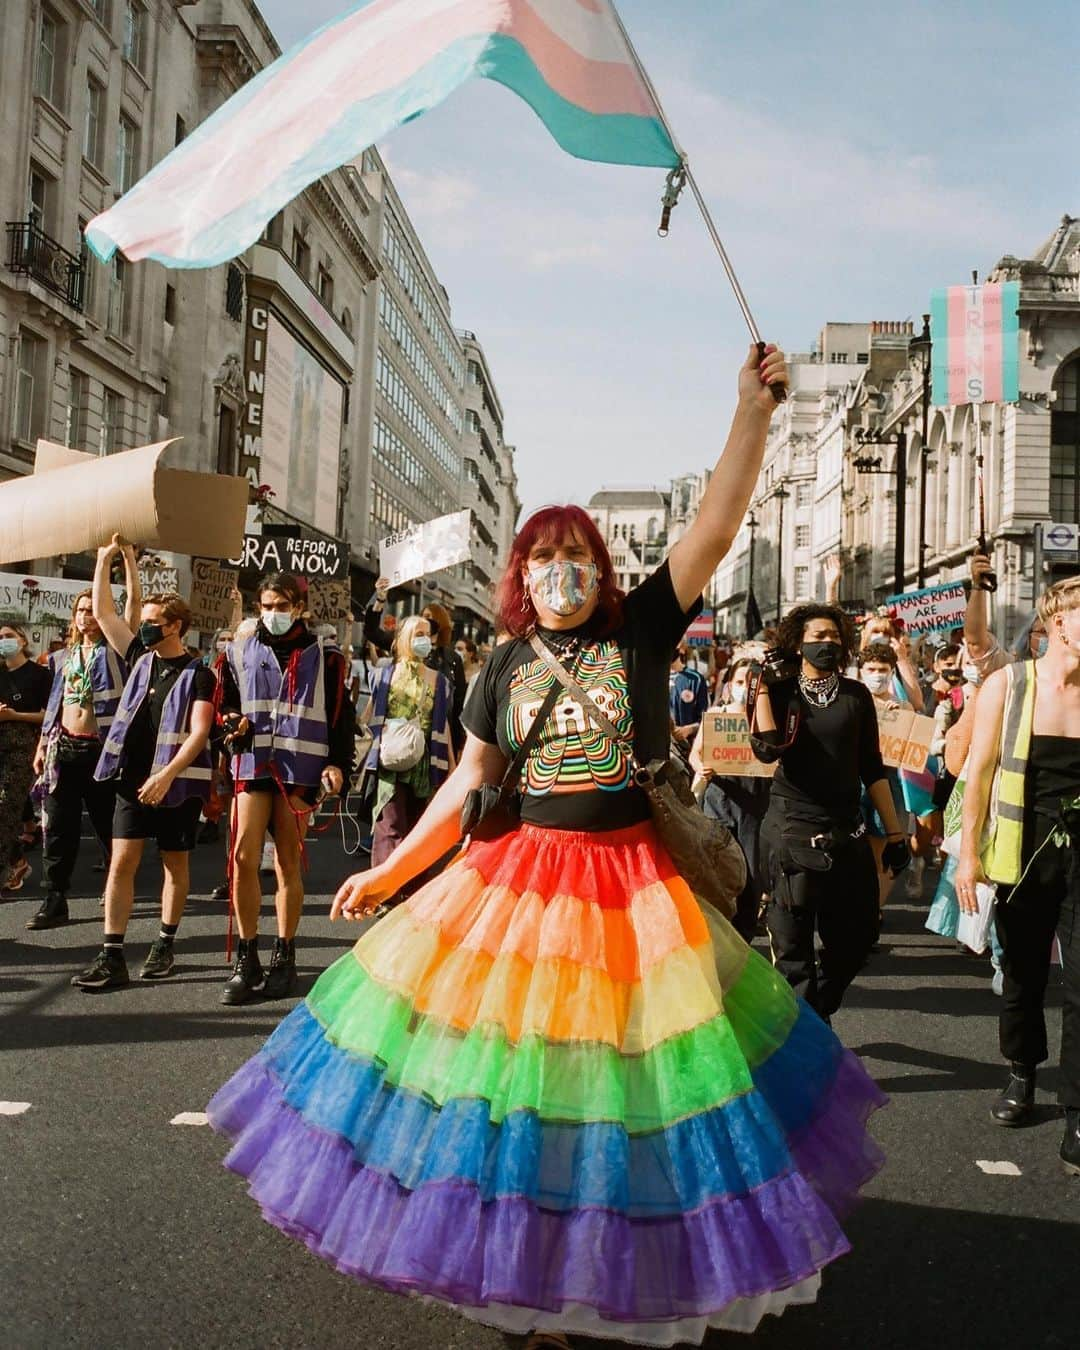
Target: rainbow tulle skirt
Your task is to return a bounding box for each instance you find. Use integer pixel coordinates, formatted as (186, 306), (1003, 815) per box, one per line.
(208, 821), (886, 1346)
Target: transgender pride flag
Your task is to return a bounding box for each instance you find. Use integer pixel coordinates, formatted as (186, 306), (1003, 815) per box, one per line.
(929, 281), (1021, 406)
(86, 0), (681, 270)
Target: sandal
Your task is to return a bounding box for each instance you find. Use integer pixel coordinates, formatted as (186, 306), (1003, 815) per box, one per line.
(3, 858), (30, 892)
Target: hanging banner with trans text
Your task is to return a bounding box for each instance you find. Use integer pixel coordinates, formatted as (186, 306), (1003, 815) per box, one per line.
(930, 281), (1020, 406)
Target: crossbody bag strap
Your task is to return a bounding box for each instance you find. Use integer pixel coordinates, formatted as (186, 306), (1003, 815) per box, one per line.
(527, 633), (637, 766)
(497, 677), (563, 795)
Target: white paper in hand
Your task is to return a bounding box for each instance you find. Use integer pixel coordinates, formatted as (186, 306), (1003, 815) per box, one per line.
(956, 882), (996, 954)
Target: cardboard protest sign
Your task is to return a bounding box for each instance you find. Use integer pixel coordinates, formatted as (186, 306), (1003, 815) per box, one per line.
(189, 559), (239, 631)
(875, 704), (934, 772)
(0, 439), (249, 565)
(228, 532), (347, 579)
(380, 510), (471, 588)
(701, 711), (776, 779)
(884, 581), (967, 641)
(307, 578), (351, 625)
(0, 570), (124, 628)
(138, 562), (180, 594)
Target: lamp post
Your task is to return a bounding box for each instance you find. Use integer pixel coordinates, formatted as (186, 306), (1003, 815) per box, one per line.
(854, 428), (908, 595)
(909, 314), (932, 587)
(747, 509), (758, 580)
(773, 484), (790, 621)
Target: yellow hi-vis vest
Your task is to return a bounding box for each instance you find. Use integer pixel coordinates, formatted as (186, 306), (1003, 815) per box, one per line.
(982, 660), (1036, 885)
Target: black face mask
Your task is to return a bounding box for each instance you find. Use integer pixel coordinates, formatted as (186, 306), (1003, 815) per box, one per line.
(138, 622), (166, 648)
(941, 668), (964, 685)
(802, 641), (843, 672)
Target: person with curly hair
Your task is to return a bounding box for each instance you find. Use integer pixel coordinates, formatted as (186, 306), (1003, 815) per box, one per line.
(750, 604), (910, 1020)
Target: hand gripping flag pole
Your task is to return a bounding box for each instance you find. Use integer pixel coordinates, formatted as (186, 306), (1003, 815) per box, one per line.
(607, 2), (786, 402)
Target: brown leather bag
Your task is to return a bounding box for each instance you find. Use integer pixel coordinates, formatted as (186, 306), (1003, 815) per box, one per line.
(528, 636), (746, 920)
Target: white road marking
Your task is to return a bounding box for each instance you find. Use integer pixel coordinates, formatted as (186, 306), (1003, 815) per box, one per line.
(170, 1111), (210, 1126)
(975, 1159), (1021, 1176)
(0, 1102), (32, 1116)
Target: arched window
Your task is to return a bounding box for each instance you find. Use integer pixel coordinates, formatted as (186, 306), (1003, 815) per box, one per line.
(1051, 355), (1080, 523)
(647, 516), (658, 541)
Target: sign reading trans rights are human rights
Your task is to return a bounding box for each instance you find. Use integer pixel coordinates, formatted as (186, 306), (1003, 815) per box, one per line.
(884, 581), (967, 640)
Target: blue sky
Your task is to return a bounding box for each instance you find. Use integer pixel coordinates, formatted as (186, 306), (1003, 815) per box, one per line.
(258, 0), (1078, 517)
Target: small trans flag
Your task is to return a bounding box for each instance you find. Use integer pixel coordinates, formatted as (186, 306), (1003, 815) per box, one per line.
(930, 281), (1021, 406)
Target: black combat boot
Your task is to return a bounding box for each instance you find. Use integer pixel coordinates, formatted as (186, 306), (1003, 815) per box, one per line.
(262, 938), (298, 1000)
(990, 1063), (1036, 1126)
(1061, 1108), (1080, 1176)
(26, 891), (69, 930)
(221, 939), (264, 1006)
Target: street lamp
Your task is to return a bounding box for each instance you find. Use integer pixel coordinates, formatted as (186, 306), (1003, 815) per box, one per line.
(854, 426), (908, 594)
(909, 314), (932, 587)
(772, 484), (789, 621)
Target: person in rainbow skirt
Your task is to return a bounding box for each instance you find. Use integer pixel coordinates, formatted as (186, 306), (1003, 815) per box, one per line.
(207, 347), (886, 1349)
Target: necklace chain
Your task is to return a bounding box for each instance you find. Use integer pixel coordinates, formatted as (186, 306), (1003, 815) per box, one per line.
(798, 670), (840, 708)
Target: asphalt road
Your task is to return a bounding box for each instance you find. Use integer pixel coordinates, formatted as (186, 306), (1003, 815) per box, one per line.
(3, 825), (1079, 1349)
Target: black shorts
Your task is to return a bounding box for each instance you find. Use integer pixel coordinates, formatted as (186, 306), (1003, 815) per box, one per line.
(113, 790), (203, 852)
(237, 778), (320, 806)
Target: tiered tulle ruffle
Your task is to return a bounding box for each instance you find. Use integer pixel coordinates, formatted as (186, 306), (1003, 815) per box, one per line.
(208, 821), (886, 1345)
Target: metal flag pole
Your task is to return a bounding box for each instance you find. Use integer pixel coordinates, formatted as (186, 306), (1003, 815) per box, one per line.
(606, 2), (785, 400)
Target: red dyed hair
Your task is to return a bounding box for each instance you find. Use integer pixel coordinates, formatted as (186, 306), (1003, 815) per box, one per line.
(495, 505), (624, 638)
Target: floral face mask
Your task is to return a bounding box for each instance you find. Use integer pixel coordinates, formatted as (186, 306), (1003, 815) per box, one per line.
(527, 561), (598, 617)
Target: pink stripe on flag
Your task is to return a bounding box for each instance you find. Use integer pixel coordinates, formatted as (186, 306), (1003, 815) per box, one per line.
(947, 286), (968, 406)
(981, 283), (1003, 404)
(103, 0), (656, 260)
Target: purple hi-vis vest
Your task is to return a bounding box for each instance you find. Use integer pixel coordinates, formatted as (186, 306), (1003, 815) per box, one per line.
(40, 643), (127, 794)
(228, 633), (333, 788)
(363, 662), (451, 788)
(93, 654), (213, 806)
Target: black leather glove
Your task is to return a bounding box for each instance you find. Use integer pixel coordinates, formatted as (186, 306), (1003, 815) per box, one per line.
(882, 837), (912, 875)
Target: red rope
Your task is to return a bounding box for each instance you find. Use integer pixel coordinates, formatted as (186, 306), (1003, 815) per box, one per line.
(225, 791), (238, 964)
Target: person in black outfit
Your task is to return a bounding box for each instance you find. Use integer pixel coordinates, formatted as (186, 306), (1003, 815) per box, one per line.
(72, 539), (217, 989)
(0, 622), (51, 894)
(364, 582), (467, 753)
(749, 605), (910, 1020)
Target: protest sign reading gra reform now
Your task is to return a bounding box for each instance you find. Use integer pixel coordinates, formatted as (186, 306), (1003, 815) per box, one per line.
(701, 712), (776, 779)
(874, 704), (935, 773)
(380, 510), (471, 588)
(228, 533), (347, 579)
(884, 580), (967, 641)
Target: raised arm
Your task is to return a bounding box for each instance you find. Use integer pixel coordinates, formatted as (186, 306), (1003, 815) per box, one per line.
(122, 542), (141, 629)
(963, 552), (997, 659)
(92, 535), (136, 656)
(667, 345), (787, 612)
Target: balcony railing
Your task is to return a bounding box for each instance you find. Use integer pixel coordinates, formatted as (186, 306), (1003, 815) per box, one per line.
(6, 219), (86, 311)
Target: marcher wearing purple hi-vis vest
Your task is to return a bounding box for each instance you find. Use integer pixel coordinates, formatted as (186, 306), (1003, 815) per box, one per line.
(27, 587), (131, 932)
(217, 572), (352, 1007)
(71, 536), (215, 992)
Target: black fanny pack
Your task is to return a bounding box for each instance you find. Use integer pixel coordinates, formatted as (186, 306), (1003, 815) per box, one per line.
(776, 819), (867, 873)
(56, 729), (102, 762)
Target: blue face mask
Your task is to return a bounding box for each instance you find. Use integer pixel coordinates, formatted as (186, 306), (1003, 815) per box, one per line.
(0, 637), (21, 659)
(411, 636), (433, 660)
(1035, 635), (1048, 658)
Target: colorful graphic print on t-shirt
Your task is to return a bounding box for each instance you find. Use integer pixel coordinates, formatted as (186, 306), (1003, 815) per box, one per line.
(504, 641), (633, 796)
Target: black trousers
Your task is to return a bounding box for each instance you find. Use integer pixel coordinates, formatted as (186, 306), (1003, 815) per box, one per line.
(995, 816), (1080, 1107)
(42, 752), (116, 895)
(761, 811), (879, 1017)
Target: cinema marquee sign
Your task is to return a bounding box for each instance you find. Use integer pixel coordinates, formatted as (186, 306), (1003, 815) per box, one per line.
(240, 302), (269, 487)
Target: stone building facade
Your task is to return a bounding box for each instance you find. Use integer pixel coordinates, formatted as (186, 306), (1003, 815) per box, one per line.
(712, 218), (1079, 644)
(458, 330), (520, 637)
(587, 486), (669, 594)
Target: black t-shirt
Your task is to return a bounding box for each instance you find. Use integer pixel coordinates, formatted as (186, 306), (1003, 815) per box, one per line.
(463, 562), (700, 831)
(751, 676), (886, 825)
(122, 640), (216, 785)
(0, 660), (52, 714)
